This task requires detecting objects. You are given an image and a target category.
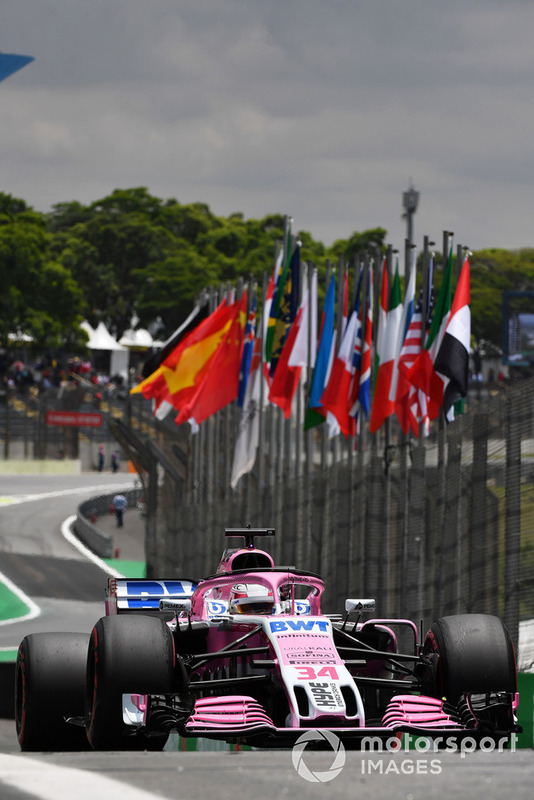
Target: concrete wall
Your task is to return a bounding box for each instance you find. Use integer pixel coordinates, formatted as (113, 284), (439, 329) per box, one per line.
(0, 459), (81, 474)
(74, 489), (141, 559)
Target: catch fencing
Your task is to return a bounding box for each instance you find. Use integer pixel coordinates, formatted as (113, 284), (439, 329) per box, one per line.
(2, 369), (533, 667)
(144, 376), (534, 667)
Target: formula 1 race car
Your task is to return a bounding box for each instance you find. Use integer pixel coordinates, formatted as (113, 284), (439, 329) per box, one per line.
(15, 528), (520, 751)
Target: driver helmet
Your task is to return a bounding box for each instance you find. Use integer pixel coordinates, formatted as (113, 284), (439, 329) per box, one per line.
(229, 583), (275, 615)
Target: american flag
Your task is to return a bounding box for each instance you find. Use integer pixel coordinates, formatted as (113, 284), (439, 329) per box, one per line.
(406, 254), (435, 435)
(397, 290), (428, 436)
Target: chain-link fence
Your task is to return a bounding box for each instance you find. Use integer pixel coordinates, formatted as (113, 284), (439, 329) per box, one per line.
(145, 377), (534, 669)
(2, 373), (533, 668)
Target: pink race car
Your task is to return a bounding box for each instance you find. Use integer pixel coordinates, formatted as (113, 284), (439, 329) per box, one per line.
(15, 528), (519, 751)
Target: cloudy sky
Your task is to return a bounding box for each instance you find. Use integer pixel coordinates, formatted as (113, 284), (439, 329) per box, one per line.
(2, 0), (534, 255)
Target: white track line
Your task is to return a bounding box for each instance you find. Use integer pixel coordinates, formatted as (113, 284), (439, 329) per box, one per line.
(61, 515), (124, 578)
(0, 498), (127, 627)
(0, 569), (41, 627)
(0, 481), (137, 506)
(0, 754), (167, 800)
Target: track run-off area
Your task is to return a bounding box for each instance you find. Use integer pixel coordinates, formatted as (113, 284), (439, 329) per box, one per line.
(0, 472), (532, 799)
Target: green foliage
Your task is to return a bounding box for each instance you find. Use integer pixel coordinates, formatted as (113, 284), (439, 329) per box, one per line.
(48, 191), (335, 339)
(470, 248), (534, 347)
(3, 186), (533, 361)
(0, 194), (84, 350)
(329, 227), (387, 263)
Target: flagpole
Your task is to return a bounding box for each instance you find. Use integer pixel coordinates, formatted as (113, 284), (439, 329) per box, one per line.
(359, 251), (371, 596)
(354, 252), (369, 600)
(381, 243), (394, 611)
(279, 230), (291, 566)
(264, 234), (284, 538)
(257, 271), (268, 520)
(367, 244), (381, 604)
(453, 242), (465, 613)
(436, 229), (451, 612)
(335, 257), (343, 351)
(277, 406), (285, 565)
(307, 263), (327, 566)
(421, 236), (434, 347)
(319, 266), (333, 572)
(398, 238), (411, 613)
(294, 262), (306, 565)
(241, 276), (252, 521)
(415, 235), (432, 613)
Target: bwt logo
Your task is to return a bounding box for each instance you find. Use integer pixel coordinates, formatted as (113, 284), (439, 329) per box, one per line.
(269, 620), (330, 632)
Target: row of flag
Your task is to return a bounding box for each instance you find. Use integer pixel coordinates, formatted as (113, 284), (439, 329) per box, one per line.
(131, 226), (471, 488)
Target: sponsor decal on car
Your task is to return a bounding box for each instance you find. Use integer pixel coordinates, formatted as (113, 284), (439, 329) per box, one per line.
(206, 600), (228, 616)
(308, 681), (344, 708)
(269, 619), (331, 633)
(115, 579), (197, 609)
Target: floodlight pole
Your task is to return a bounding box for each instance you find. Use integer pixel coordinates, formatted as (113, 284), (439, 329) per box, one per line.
(402, 183), (420, 245)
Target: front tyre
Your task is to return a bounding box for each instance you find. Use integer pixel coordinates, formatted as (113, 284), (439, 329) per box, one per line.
(86, 615), (174, 750)
(424, 613), (517, 702)
(15, 632), (90, 752)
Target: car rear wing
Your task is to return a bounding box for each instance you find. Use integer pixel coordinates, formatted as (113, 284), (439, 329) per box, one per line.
(105, 577), (197, 615)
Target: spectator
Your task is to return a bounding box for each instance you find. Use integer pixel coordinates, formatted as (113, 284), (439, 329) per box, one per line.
(113, 494), (126, 528)
(97, 445), (104, 472)
(111, 451), (119, 473)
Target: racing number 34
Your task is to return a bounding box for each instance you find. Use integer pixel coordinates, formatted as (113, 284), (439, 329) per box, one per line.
(295, 666), (339, 680)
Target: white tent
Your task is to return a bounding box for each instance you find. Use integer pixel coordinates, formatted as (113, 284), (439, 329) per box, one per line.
(82, 321), (129, 379)
(119, 327), (153, 350)
(85, 322), (128, 352)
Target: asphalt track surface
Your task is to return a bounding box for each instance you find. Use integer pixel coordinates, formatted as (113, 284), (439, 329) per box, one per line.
(0, 473), (135, 650)
(0, 473), (532, 799)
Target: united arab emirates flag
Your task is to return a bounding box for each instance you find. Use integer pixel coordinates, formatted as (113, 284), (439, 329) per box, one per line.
(433, 255), (471, 416)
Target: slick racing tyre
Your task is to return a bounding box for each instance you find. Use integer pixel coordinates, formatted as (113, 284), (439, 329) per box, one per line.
(15, 632), (90, 752)
(424, 613), (517, 702)
(86, 615), (175, 750)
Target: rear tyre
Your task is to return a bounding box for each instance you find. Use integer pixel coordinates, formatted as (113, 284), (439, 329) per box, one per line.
(424, 613), (517, 702)
(15, 632), (90, 752)
(86, 615), (175, 750)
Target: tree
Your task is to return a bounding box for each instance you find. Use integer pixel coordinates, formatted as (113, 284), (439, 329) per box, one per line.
(133, 245), (219, 329)
(328, 227), (387, 263)
(15, 184), (533, 365)
(0, 194), (84, 351)
(52, 189), (178, 337)
(470, 249), (534, 349)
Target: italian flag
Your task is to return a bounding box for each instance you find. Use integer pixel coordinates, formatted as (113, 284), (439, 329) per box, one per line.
(406, 241), (454, 418)
(369, 260), (402, 433)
